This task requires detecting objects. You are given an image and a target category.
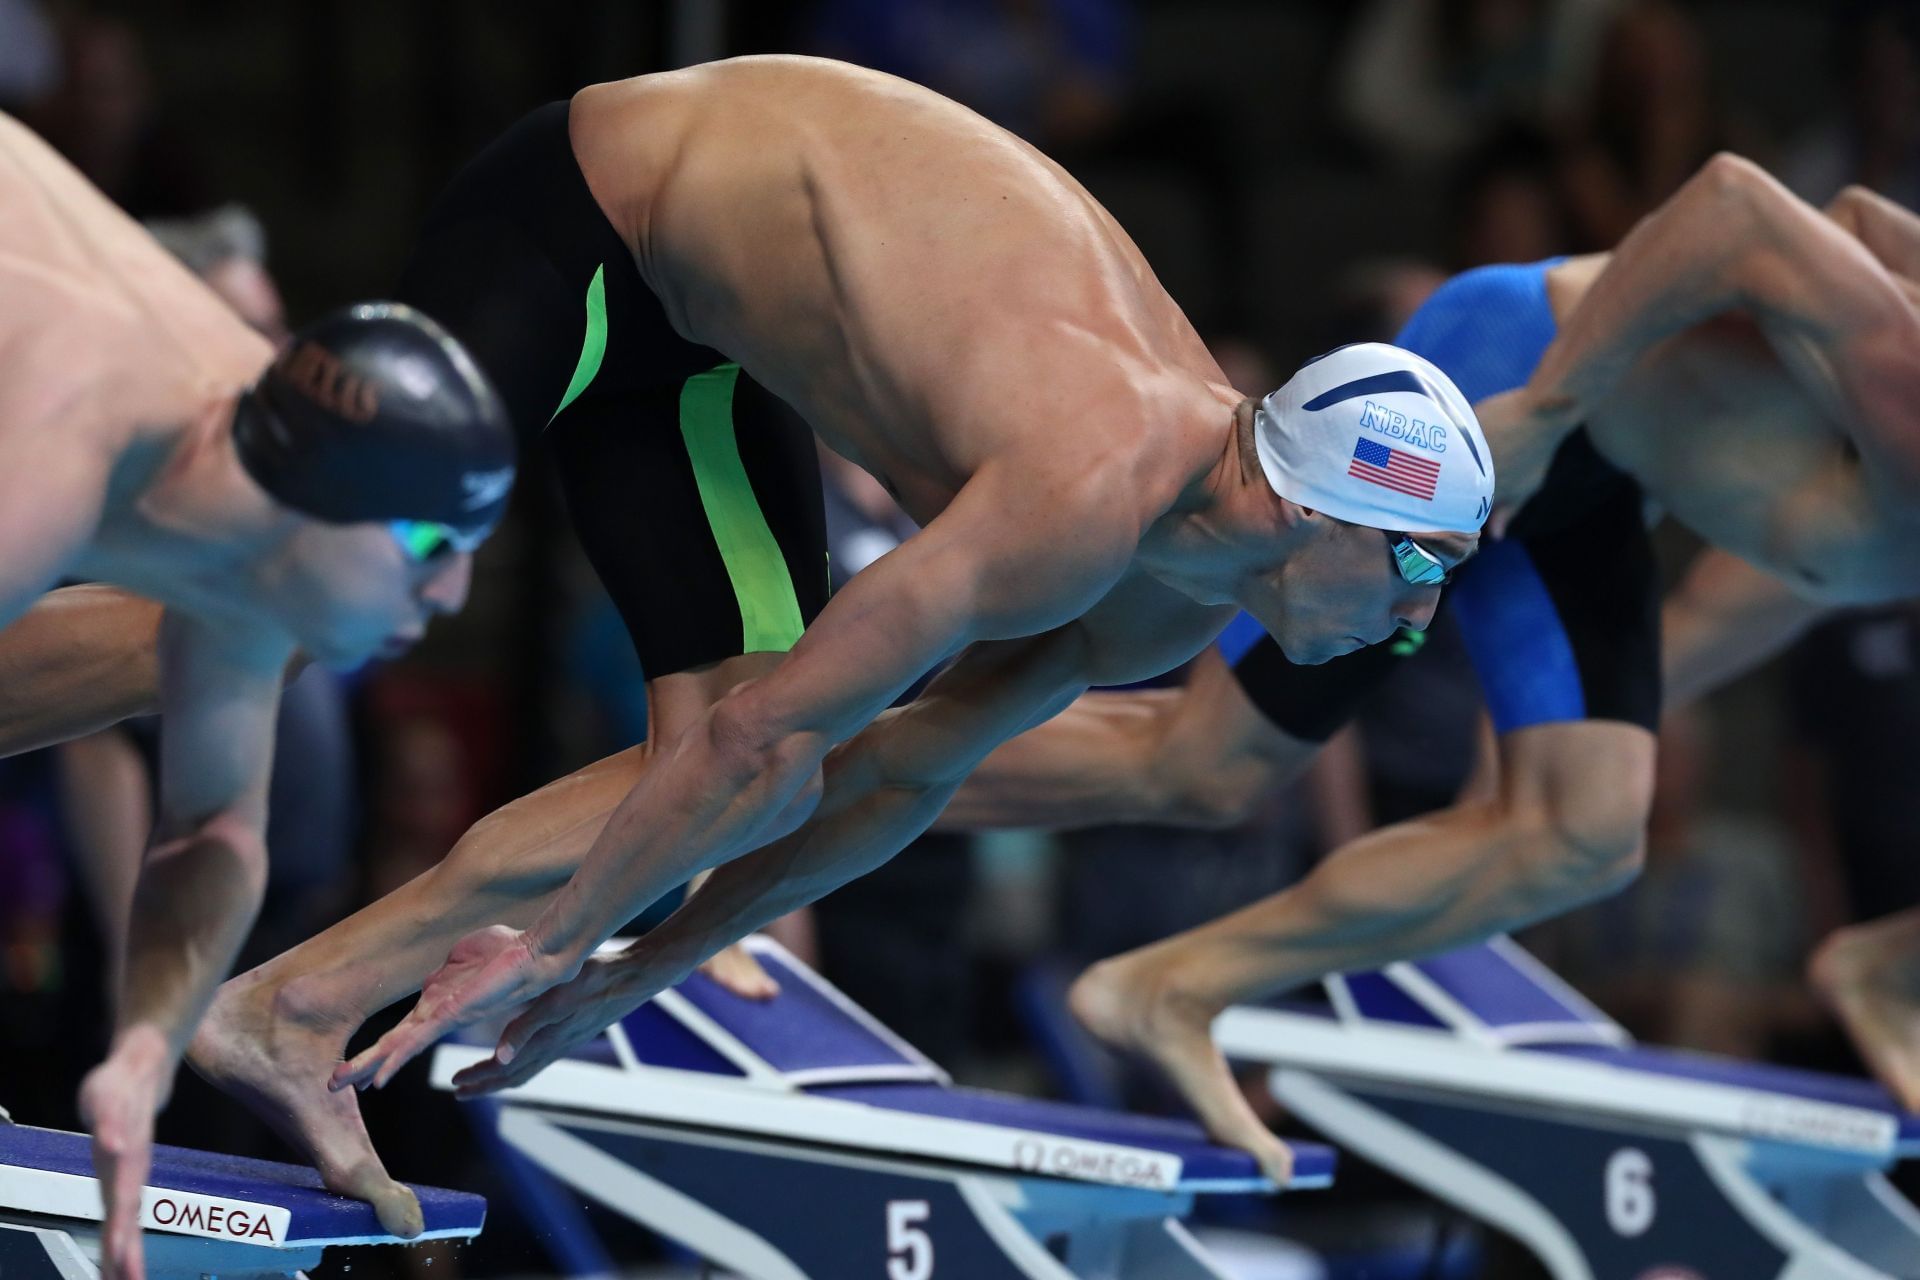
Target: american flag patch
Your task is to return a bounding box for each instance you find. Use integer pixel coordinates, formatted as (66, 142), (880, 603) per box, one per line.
(1349, 438), (1439, 501)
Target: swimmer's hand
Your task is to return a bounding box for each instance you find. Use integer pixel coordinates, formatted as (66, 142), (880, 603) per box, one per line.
(330, 925), (562, 1092)
(80, 1026), (173, 1280)
(448, 950), (654, 1097)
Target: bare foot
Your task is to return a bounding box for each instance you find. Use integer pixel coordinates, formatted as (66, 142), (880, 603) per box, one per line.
(1810, 919), (1920, 1113)
(187, 971), (424, 1237)
(699, 942), (780, 1000)
(1068, 951), (1294, 1185)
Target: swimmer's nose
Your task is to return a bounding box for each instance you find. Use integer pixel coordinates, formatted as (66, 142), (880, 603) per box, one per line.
(422, 553), (472, 615)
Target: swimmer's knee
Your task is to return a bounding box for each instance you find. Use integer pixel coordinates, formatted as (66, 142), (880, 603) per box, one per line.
(1520, 801), (1648, 912)
(1504, 762), (1652, 915)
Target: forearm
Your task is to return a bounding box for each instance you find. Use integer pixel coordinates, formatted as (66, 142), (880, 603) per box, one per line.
(115, 822), (268, 1061)
(530, 623), (1095, 969)
(936, 689), (1180, 830)
(0, 587), (162, 757)
(623, 769), (959, 993)
(526, 710), (826, 970)
(617, 630), (1099, 986)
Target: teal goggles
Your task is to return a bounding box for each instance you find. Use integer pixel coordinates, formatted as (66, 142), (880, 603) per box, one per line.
(389, 519), (482, 563)
(1385, 531), (1451, 587)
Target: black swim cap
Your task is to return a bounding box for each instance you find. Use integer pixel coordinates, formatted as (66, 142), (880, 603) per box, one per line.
(233, 302), (516, 546)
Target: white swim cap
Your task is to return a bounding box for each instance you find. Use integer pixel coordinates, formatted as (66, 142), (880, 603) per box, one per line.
(1254, 342), (1493, 534)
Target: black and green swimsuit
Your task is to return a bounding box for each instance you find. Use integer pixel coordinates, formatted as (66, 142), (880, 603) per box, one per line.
(397, 100), (828, 678)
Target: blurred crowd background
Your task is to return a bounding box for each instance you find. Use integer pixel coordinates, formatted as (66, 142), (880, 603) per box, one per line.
(2, 1), (1916, 1276)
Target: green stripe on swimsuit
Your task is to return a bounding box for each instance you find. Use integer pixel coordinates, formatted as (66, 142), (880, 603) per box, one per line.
(679, 363), (806, 653)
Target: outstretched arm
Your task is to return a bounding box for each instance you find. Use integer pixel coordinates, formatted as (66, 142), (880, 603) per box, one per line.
(526, 467), (1140, 963)
(335, 464), (1145, 1089)
(935, 647), (1316, 831)
(448, 575), (1230, 1094)
(0, 587), (163, 757)
(449, 624), (1104, 1093)
(80, 611), (288, 1280)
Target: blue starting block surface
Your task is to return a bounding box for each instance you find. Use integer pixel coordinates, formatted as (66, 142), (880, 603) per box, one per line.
(1217, 936), (1920, 1280)
(436, 936), (1334, 1279)
(0, 1120), (484, 1280)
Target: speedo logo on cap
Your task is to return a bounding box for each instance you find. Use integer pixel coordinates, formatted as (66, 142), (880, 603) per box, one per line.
(1303, 368), (1451, 454)
(278, 342), (380, 424)
(462, 467), (515, 510)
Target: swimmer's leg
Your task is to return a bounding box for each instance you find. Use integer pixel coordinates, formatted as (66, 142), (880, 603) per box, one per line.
(1070, 719), (1650, 1184)
(190, 654), (788, 1231)
(1810, 904), (1920, 1111)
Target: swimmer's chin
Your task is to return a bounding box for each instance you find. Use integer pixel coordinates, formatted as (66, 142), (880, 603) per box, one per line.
(1279, 634), (1368, 665)
(310, 630), (422, 670)
(377, 630), (425, 660)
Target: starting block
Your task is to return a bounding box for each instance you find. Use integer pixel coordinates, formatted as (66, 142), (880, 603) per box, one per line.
(0, 1117), (485, 1280)
(1215, 936), (1920, 1280)
(434, 936), (1335, 1279)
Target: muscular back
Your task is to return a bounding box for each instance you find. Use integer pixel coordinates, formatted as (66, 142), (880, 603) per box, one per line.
(570, 56), (1228, 524)
(0, 112), (268, 452)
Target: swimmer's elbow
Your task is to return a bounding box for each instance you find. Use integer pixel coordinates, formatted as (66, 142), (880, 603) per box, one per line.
(706, 683), (831, 795)
(1140, 721), (1273, 829)
(1151, 762), (1267, 829)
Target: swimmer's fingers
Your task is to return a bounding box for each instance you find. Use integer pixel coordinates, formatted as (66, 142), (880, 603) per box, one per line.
(333, 994), (478, 1090)
(330, 926), (544, 1092)
(331, 1017), (434, 1093)
(450, 1021), (566, 1097)
(449, 1037), (549, 1097)
(453, 959), (636, 1096)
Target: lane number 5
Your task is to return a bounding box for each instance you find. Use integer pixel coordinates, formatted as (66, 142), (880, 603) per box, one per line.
(887, 1199), (934, 1280)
